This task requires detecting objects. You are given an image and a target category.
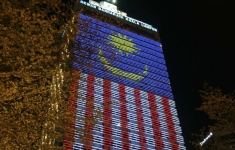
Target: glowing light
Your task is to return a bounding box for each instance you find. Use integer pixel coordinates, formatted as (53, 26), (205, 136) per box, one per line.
(76, 14), (172, 98)
(71, 13), (186, 149)
(108, 33), (139, 56)
(200, 132), (213, 146)
(98, 32), (148, 81)
(80, 0), (158, 32)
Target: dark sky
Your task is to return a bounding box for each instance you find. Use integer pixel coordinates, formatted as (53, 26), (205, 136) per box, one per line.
(86, 0), (235, 149)
(117, 0), (235, 149)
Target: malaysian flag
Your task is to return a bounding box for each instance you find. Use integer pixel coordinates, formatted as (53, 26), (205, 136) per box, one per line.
(73, 14), (173, 99)
(64, 73), (185, 150)
(63, 10), (186, 149)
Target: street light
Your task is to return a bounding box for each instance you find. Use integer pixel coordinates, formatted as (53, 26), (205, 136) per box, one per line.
(200, 132), (213, 146)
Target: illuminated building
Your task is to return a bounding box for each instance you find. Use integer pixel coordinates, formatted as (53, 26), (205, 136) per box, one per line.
(64, 0), (186, 149)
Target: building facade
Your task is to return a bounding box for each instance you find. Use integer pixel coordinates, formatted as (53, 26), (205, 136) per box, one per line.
(65, 0), (186, 149)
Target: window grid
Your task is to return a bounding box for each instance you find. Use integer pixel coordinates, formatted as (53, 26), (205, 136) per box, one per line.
(69, 12), (186, 149)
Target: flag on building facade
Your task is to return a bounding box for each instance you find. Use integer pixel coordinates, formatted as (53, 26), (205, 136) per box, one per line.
(65, 73), (185, 150)
(63, 10), (186, 149)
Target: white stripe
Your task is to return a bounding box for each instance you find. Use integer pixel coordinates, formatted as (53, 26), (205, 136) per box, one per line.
(111, 81), (122, 149)
(176, 134), (185, 144)
(172, 115), (180, 124)
(168, 99), (176, 107)
(155, 95), (171, 150)
(112, 138), (123, 149)
(170, 105), (178, 116)
(179, 145), (186, 150)
(162, 141), (173, 150)
(73, 143), (83, 150)
(175, 125), (182, 134)
(126, 87), (141, 148)
(92, 77), (104, 148)
(74, 73), (88, 146)
(140, 90), (155, 148)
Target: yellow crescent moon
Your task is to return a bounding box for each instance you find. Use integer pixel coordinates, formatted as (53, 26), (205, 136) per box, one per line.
(98, 47), (148, 81)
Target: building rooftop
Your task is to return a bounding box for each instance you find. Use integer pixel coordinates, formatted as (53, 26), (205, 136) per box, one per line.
(78, 0), (160, 41)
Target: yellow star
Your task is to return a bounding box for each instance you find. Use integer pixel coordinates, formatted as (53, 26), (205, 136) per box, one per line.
(108, 33), (139, 56)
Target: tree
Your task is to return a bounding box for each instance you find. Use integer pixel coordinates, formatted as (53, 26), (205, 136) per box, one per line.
(191, 83), (235, 149)
(0, 1), (116, 149)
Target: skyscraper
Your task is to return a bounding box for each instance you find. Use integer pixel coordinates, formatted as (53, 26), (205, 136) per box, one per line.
(65, 0), (186, 149)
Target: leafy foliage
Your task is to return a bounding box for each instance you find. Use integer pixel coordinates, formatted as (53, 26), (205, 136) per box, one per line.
(191, 83), (235, 149)
(0, 0), (116, 149)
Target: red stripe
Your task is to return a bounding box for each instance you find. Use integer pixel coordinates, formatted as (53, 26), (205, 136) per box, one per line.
(134, 88), (147, 150)
(103, 79), (112, 149)
(119, 84), (130, 150)
(64, 70), (80, 150)
(148, 93), (164, 149)
(161, 97), (179, 150)
(83, 74), (95, 150)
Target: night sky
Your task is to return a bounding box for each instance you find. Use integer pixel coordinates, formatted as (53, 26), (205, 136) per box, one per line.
(118, 0), (235, 149)
(86, 0), (235, 149)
